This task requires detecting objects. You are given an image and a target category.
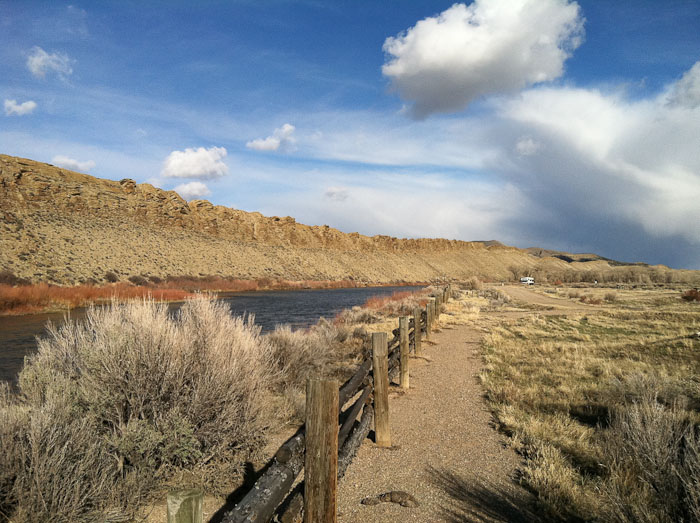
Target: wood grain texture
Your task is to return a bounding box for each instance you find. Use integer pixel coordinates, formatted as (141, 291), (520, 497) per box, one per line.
(304, 379), (339, 523)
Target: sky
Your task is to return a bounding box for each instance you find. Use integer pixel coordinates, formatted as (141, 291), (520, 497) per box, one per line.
(2, 1), (700, 269)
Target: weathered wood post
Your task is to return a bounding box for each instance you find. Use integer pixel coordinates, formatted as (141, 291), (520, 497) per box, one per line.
(430, 298), (437, 325)
(413, 307), (422, 356)
(305, 378), (339, 523)
(371, 332), (391, 447)
(167, 489), (203, 523)
(425, 304), (431, 340)
(399, 316), (409, 389)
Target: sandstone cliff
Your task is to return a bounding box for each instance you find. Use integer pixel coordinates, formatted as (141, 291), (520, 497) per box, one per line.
(0, 154), (625, 286)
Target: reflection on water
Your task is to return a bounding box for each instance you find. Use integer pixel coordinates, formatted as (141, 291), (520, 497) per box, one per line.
(0, 285), (422, 384)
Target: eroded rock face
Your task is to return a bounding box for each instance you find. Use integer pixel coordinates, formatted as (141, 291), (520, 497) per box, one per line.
(0, 154), (553, 285)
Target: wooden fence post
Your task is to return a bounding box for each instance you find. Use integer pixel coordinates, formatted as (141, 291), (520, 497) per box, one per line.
(399, 316), (409, 390)
(413, 307), (422, 356)
(430, 298), (437, 325)
(371, 332), (391, 447)
(167, 489), (203, 523)
(305, 378), (339, 523)
(425, 304), (431, 340)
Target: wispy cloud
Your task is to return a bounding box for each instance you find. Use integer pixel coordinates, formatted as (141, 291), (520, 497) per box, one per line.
(246, 123), (296, 152)
(324, 186), (349, 202)
(666, 61), (700, 108)
(51, 155), (96, 172)
(4, 99), (37, 116)
(26, 46), (73, 79)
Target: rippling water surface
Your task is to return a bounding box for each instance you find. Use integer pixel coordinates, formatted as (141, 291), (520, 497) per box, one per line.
(0, 285), (422, 384)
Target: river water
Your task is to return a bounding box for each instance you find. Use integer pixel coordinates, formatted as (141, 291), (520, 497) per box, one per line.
(0, 285), (422, 384)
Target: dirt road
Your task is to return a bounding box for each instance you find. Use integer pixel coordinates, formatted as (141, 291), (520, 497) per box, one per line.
(500, 284), (590, 310)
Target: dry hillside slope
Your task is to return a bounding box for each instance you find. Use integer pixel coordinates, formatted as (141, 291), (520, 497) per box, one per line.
(0, 154), (685, 286)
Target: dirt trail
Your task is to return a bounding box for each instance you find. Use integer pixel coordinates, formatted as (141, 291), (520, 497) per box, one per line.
(500, 284), (590, 311)
(336, 322), (537, 522)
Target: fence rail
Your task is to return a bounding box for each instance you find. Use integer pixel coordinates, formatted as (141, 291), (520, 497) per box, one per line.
(172, 285), (451, 523)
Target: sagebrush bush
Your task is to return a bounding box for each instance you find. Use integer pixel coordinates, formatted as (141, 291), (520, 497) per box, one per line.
(462, 276), (483, 290)
(2, 297), (275, 521)
(127, 274), (148, 286)
(605, 292), (618, 303)
(0, 270), (30, 286)
(682, 289), (700, 302)
(604, 393), (700, 522)
(334, 305), (380, 325)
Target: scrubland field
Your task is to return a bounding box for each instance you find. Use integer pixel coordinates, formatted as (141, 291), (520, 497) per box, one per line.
(0, 287), (438, 522)
(1, 279), (698, 522)
(480, 284), (700, 522)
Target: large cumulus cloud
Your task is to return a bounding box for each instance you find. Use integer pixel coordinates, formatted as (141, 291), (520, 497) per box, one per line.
(382, 0), (584, 118)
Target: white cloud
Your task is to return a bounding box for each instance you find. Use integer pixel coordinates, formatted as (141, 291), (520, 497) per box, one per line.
(174, 181), (211, 200)
(26, 46), (73, 79)
(499, 64), (700, 247)
(246, 123), (296, 152)
(666, 60), (700, 108)
(515, 136), (541, 156)
(161, 146), (228, 179)
(51, 155), (96, 172)
(324, 186), (349, 202)
(382, 0), (583, 118)
(4, 99), (37, 116)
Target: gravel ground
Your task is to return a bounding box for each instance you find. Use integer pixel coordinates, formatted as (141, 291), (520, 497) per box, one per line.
(336, 322), (538, 522)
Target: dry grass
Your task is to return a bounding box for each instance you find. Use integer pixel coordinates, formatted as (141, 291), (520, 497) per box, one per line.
(266, 319), (367, 423)
(1, 297), (276, 521)
(479, 293), (700, 520)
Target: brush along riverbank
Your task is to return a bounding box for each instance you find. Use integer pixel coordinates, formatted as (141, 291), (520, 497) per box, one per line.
(0, 287), (441, 522)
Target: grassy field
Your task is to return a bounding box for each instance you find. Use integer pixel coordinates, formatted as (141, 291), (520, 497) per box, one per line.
(480, 285), (700, 521)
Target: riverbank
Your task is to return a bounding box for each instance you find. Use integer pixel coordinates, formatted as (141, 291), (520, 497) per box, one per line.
(0, 276), (429, 316)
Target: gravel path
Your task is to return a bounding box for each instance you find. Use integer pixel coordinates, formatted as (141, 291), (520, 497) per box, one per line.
(336, 322), (537, 522)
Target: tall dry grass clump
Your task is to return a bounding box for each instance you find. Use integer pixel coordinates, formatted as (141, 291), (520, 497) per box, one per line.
(361, 289), (429, 317)
(266, 318), (365, 422)
(603, 390), (700, 522)
(1, 297), (275, 522)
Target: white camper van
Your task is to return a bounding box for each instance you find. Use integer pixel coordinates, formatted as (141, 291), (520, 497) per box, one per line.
(520, 277), (535, 285)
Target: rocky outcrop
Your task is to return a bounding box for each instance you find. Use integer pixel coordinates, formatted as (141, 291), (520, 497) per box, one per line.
(0, 154), (597, 285)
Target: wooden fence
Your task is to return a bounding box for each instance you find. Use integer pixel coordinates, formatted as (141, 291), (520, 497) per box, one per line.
(168, 285), (452, 523)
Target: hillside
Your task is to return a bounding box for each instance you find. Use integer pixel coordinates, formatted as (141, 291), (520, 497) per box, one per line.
(0, 154), (692, 287)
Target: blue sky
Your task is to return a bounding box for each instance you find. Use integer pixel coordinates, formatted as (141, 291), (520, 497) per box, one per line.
(2, 1), (700, 269)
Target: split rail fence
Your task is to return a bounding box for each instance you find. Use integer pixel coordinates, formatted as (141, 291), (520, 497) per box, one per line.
(168, 285), (452, 523)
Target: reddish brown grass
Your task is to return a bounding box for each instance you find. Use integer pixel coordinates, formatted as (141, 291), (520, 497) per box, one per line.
(362, 291), (414, 310)
(0, 283), (191, 315)
(0, 276), (424, 315)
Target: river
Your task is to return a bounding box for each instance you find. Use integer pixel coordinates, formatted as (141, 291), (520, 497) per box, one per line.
(0, 285), (422, 384)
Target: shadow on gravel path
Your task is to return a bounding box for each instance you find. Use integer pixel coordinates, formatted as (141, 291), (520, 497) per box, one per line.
(429, 467), (541, 523)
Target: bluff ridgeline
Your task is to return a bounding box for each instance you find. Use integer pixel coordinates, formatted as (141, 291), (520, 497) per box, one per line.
(0, 154), (661, 286)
